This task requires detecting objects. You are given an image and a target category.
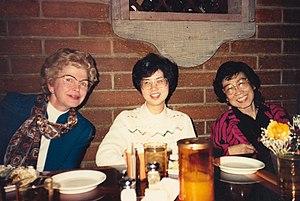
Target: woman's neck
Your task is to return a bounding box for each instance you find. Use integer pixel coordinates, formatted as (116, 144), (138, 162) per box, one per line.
(239, 103), (257, 119)
(146, 103), (165, 115)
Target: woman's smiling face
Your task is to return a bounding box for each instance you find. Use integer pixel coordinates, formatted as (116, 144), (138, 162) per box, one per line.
(141, 69), (169, 114)
(222, 72), (255, 111)
(48, 65), (89, 111)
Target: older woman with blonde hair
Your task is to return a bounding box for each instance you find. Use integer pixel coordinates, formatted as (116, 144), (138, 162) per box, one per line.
(0, 48), (99, 171)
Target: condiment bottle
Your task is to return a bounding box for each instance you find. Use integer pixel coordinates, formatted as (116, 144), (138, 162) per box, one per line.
(119, 177), (137, 201)
(146, 162), (160, 189)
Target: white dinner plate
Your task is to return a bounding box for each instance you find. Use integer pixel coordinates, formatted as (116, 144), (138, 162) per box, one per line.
(52, 170), (106, 194)
(214, 156), (265, 175)
(220, 171), (263, 184)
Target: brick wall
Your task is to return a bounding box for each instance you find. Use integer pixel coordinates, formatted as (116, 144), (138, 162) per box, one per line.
(0, 0), (299, 168)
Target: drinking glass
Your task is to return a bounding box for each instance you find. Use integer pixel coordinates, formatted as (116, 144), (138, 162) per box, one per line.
(277, 153), (300, 199)
(16, 176), (53, 201)
(144, 142), (167, 178)
(178, 137), (214, 201)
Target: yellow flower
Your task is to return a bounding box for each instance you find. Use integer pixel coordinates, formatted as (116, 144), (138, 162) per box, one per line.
(267, 120), (290, 140)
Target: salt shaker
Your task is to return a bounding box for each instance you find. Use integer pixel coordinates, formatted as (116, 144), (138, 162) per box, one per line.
(146, 162), (160, 189)
(119, 177), (137, 201)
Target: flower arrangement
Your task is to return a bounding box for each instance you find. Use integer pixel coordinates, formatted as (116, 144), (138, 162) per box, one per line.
(260, 115), (300, 155)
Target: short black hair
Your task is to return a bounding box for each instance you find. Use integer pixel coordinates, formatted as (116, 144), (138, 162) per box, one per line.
(213, 61), (263, 106)
(132, 53), (178, 103)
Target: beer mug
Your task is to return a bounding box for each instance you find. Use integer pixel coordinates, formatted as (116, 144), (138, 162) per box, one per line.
(178, 137), (214, 201)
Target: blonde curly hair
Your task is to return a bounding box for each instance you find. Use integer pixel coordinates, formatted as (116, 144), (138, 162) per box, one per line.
(40, 48), (99, 94)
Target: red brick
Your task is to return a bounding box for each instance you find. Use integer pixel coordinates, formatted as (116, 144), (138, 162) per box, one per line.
(94, 74), (112, 90)
(179, 72), (215, 88)
(258, 25), (300, 39)
(95, 57), (138, 72)
(259, 55), (300, 69)
(282, 71), (300, 85)
(87, 91), (144, 107)
(284, 9), (300, 23)
(169, 89), (204, 104)
(80, 161), (97, 169)
(176, 105), (228, 120)
(11, 56), (43, 74)
(92, 127), (110, 142)
(0, 57), (9, 74)
(80, 108), (112, 125)
(81, 21), (113, 37)
(179, 65), (204, 73)
(113, 38), (156, 54)
(193, 121), (205, 136)
(44, 39), (111, 55)
(231, 40), (281, 54)
(0, 2), (39, 17)
(261, 86), (300, 101)
(284, 40), (300, 54)
(206, 120), (215, 135)
(214, 43), (230, 55)
(0, 20), (6, 36)
(82, 144), (98, 161)
(42, 2), (109, 19)
(8, 19), (79, 37)
(255, 8), (282, 23)
(204, 56), (257, 70)
(0, 76), (41, 93)
(114, 73), (134, 89)
(282, 101), (297, 115)
(0, 39), (42, 55)
(257, 71), (281, 85)
(206, 89), (218, 103)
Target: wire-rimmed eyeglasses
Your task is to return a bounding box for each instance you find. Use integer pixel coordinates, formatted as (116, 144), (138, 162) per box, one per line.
(141, 77), (168, 90)
(223, 78), (250, 96)
(56, 75), (92, 91)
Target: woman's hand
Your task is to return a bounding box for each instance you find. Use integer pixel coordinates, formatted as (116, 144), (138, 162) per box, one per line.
(228, 144), (256, 155)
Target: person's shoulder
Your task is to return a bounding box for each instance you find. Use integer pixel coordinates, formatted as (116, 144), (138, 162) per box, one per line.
(263, 102), (284, 109)
(215, 109), (235, 122)
(115, 106), (142, 119)
(2, 92), (36, 103)
(76, 112), (94, 128)
(1, 92), (37, 114)
(262, 102), (287, 113)
(166, 107), (191, 119)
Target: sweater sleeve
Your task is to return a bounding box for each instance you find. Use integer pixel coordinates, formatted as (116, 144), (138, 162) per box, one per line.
(95, 112), (129, 166)
(180, 114), (196, 138)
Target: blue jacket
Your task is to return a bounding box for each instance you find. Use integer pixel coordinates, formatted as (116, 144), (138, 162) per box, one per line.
(0, 92), (95, 171)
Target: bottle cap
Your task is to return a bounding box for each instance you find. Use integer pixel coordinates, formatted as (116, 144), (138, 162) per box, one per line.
(119, 177), (135, 189)
(146, 162), (160, 171)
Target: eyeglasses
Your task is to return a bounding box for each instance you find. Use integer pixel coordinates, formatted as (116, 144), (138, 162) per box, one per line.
(56, 75), (92, 90)
(223, 78), (249, 96)
(141, 77), (168, 90)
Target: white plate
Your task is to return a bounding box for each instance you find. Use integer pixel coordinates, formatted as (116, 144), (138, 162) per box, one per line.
(4, 185), (16, 192)
(52, 170), (106, 194)
(215, 156), (265, 175)
(220, 171), (263, 184)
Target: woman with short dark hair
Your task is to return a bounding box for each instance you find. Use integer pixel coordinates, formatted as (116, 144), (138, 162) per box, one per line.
(96, 53), (195, 166)
(211, 61), (290, 173)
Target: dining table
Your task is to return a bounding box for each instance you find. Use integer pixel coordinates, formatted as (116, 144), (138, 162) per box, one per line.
(2, 164), (296, 201)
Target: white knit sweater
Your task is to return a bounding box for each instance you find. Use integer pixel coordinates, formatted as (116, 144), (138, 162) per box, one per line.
(96, 103), (196, 166)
